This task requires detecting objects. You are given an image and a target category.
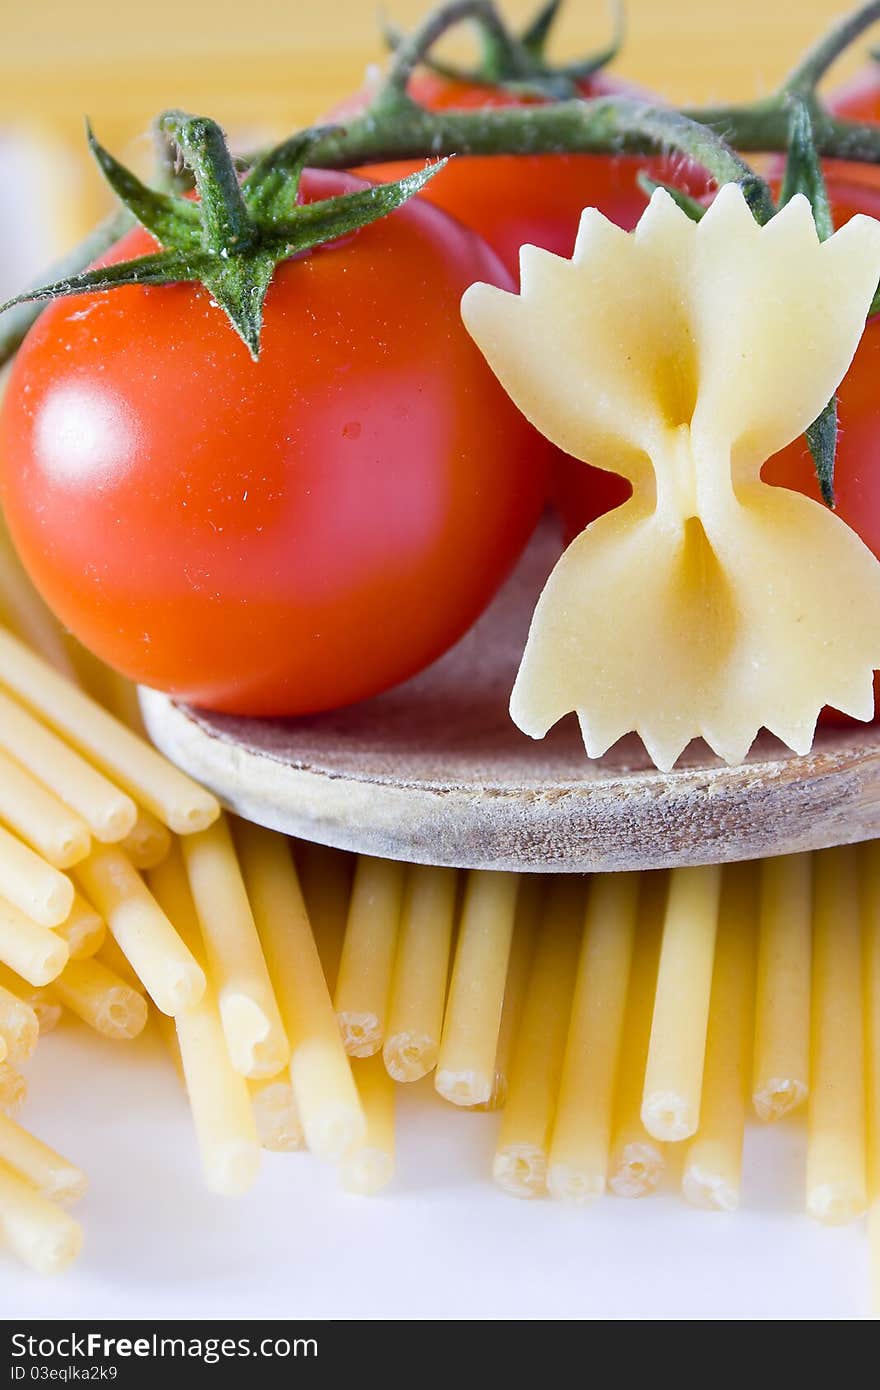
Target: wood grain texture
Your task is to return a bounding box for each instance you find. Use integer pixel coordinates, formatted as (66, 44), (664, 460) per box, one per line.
(140, 519), (880, 872)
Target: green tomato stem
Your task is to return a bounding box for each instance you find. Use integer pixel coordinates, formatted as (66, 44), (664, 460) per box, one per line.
(0, 208), (134, 365)
(782, 0), (880, 95)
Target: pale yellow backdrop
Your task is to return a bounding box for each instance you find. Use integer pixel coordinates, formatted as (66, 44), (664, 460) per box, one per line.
(0, 1), (862, 233)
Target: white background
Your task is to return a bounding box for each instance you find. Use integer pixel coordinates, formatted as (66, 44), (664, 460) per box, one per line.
(0, 1016), (869, 1320)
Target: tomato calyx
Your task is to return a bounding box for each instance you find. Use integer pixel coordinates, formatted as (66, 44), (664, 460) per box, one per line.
(380, 0), (623, 103)
(0, 112), (446, 360)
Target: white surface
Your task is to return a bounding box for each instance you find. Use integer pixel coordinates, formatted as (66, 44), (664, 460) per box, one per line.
(0, 1017), (869, 1320)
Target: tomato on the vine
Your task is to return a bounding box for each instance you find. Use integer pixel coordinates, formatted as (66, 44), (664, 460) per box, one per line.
(0, 170), (551, 717)
(332, 71), (710, 275)
(825, 65), (880, 187)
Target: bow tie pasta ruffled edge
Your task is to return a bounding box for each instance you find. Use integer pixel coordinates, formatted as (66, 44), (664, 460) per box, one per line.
(461, 185), (880, 772)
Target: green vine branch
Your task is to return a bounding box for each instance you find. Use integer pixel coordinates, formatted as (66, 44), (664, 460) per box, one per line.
(5, 0), (880, 366)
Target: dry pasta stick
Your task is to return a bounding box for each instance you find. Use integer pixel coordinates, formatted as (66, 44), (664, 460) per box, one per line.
(436, 870), (520, 1107)
(237, 822), (365, 1162)
(248, 1074), (305, 1153)
(149, 885), (262, 1194)
(608, 871), (666, 1198)
(0, 983), (38, 1066)
(384, 865), (458, 1083)
(0, 1113), (86, 1204)
(0, 689), (136, 843)
(174, 989), (262, 1197)
(0, 897), (69, 987)
(181, 817), (288, 1078)
(296, 841), (354, 994)
(0, 747), (91, 869)
(89, 675), (174, 872)
(548, 872), (639, 1203)
(478, 877), (542, 1112)
(862, 843), (880, 1315)
(753, 852), (812, 1121)
(0, 1065), (26, 1115)
(53, 892), (105, 961)
(807, 845), (867, 1225)
(493, 877), (584, 1198)
(642, 863), (722, 1143)
(0, 826), (73, 928)
(121, 809), (171, 871)
(49, 957), (148, 1041)
(0, 967), (61, 1035)
(75, 845), (204, 1015)
(682, 863), (757, 1211)
(96, 933), (141, 990)
(0, 1159), (83, 1274)
(340, 1053), (395, 1195)
(0, 626), (219, 834)
(334, 855), (404, 1057)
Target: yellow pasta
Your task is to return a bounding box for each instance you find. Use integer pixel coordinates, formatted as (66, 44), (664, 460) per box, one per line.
(753, 852), (812, 1121)
(807, 846), (866, 1225)
(181, 817), (289, 1079)
(0, 1113), (86, 1204)
(0, 982), (38, 1066)
(49, 957), (148, 1041)
(478, 877), (542, 1112)
(121, 809), (172, 871)
(96, 934), (141, 990)
(0, 1159), (83, 1274)
(384, 865), (458, 1083)
(75, 845), (204, 1015)
(861, 842), (880, 1314)
(0, 626), (219, 834)
(682, 863), (756, 1211)
(436, 870), (520, 1107)
(0, 688), (137, 843)
(609, 872), (666, 1198)
(173, 985), (262, 1197)
(642, 864), (722, 1142)
(0, 1064), (26, 1115)
(340, 1054), (396, 1196)
(296, 841), (354, 995)
(0, 967), (61, 1035)
(52, 891), (105, 961)
(0, 827), (73, 928)
(493, 878), (584, 1198)
(237, 822), (365, 1163)
(334, 855), (404, 1057)
(0, 747), (91, 869)
(0, 897), (69, 987)
(548, 872), (639, 1203)
(248, 1074), (305, 1153)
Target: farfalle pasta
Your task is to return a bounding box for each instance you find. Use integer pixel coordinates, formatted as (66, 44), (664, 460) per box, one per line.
(461, 185), (880, 771)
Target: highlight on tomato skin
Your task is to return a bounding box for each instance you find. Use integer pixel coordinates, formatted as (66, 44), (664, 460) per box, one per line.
(330, 71), (711, 277)
(0, 169), (553, 718)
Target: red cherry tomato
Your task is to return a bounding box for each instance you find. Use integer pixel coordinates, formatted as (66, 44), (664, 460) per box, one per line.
(0, 170), (551, 717)
(331, 71), (710, 275)
(825, 65), (880, 187)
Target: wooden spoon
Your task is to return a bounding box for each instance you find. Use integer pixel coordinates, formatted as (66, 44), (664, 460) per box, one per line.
(140, 517), (880, 872)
